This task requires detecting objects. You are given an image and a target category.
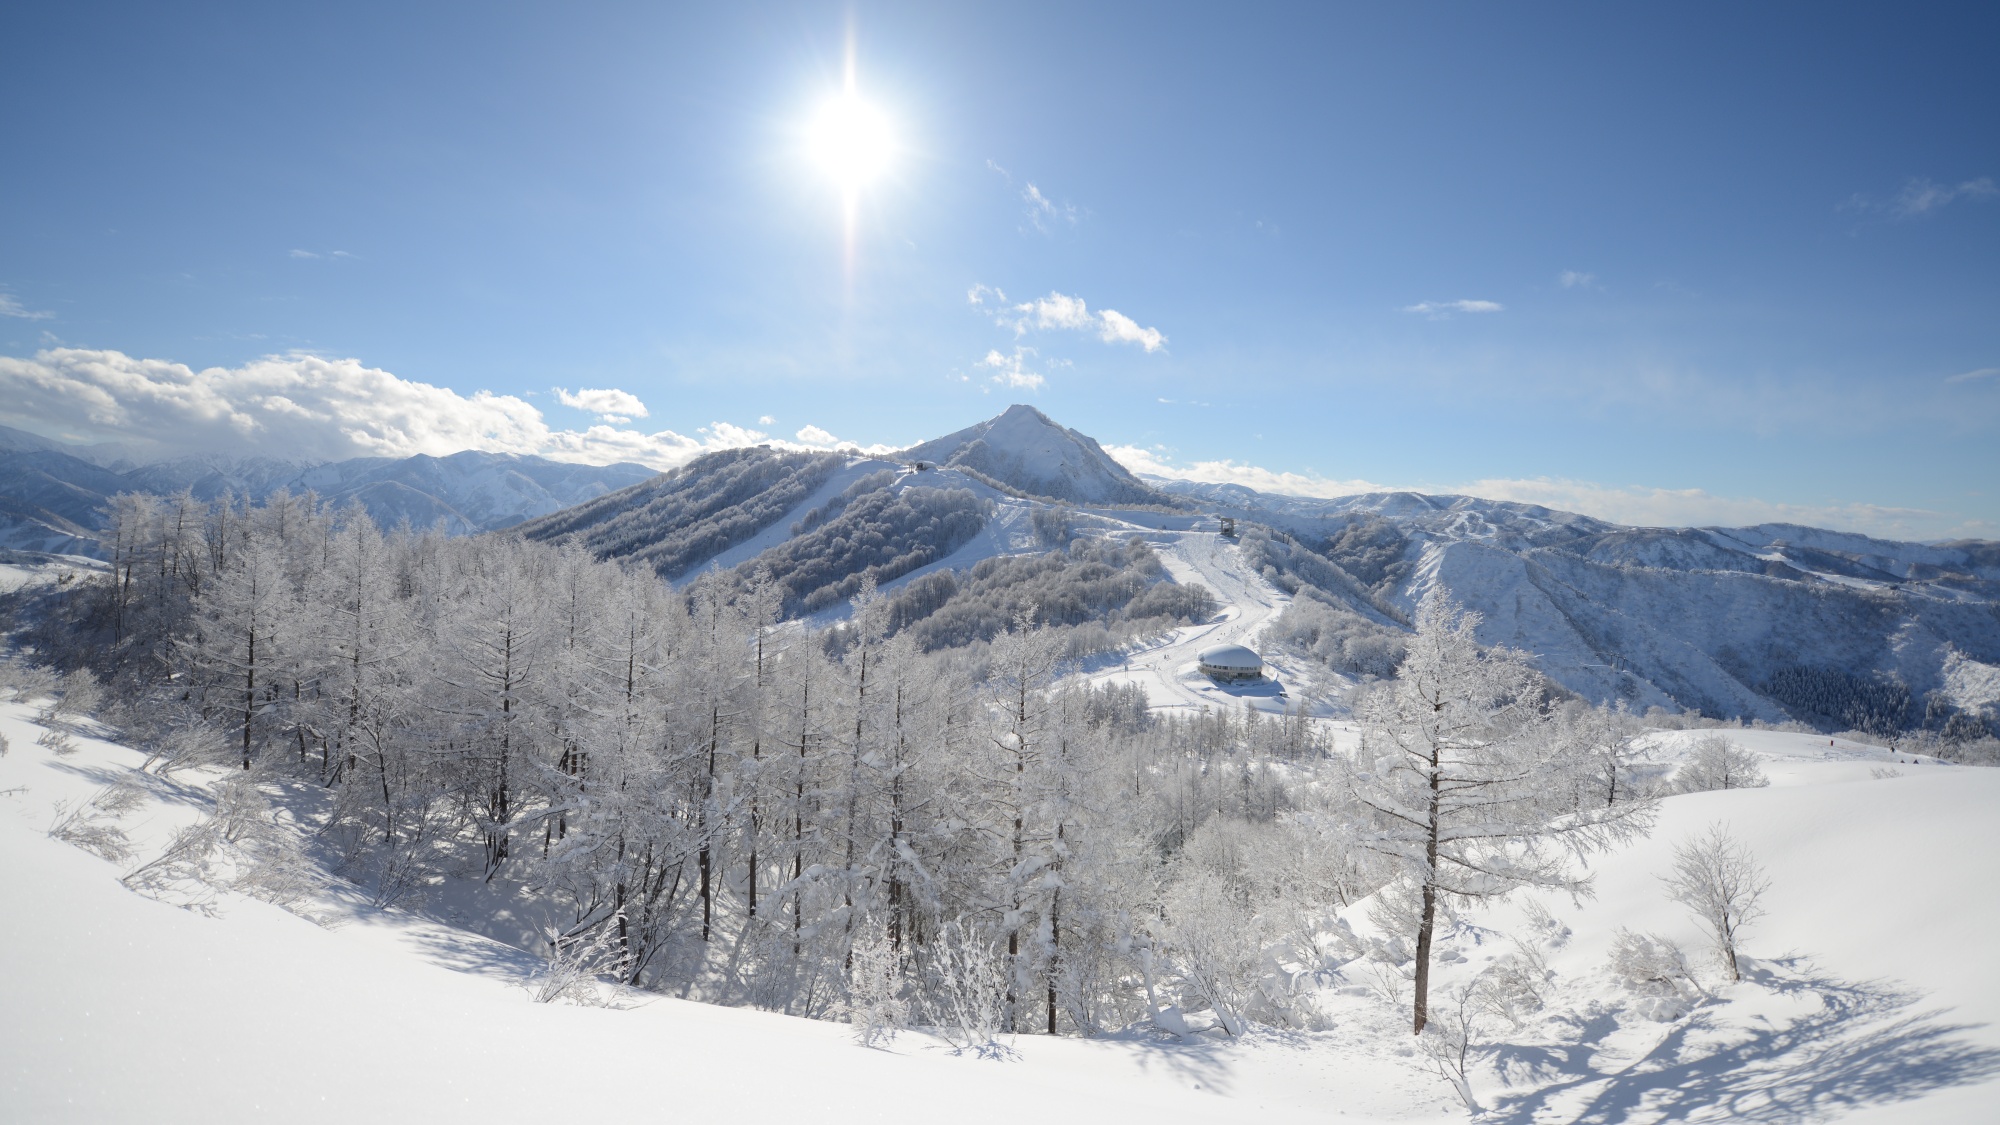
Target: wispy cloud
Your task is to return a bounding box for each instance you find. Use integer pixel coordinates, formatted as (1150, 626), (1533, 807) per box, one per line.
(986, 161), (1082, 231)
(0, 294), (54, 321)
(978, 347), (1046, 391)
(0, 347), (902, 470)
(289, 249), (355, 260)
(973, 288), (1167, 352)
(1022, 183), (1079, 232)
(1845, 176), (1998, 220)
(1403, 298), (1504, 318)
(1892, 176), (1996, 218)
(1105, 446), (1985, 540)
(758, 414), (776, 425)
(1945, 366), (1999, 384)
(555, 386), (650, 424)
(1558, 270), (1597, 289)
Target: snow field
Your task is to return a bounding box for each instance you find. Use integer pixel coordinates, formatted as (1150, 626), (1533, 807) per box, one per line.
(0, 700), (1398, 1124)
(5, 707), (1999, 1121)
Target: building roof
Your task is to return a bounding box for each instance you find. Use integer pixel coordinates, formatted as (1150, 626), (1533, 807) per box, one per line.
(1197, 643), (1263, 670)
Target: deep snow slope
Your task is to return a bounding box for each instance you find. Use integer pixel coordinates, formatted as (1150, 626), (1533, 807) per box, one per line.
(6, 703), (1999, 1122)
(0, 701), (1403, 1125)
(1382, 728), (2000, 1123)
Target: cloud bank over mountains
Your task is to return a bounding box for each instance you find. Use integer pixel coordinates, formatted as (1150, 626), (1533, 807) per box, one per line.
(0, 346), (1981, 540)
(0, 348), (885, 470)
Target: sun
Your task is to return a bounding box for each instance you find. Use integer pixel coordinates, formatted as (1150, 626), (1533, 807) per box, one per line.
(807, 90), (894, 192)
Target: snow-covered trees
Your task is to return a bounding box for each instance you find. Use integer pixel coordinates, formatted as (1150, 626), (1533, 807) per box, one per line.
(1662, 823), (1770, 981)
(40, 491), (1675, 1045)
(1347, 590), (1653, 1033)
(1672, 733), (1770, 793)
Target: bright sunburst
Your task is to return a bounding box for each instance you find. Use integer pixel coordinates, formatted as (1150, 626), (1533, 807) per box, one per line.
(807, 32), (895, 283)
(807, 91), (893, 193)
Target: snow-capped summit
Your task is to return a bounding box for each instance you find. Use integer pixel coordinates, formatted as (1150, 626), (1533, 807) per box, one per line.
(899, 404), (1165, 506)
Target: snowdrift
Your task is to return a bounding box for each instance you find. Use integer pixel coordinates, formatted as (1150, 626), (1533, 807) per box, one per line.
(5, 700), (1999, 1123)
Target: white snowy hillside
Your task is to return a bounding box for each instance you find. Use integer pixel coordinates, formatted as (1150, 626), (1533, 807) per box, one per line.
(6, 683), (1998, 1122)
(1156, 479), (2000, 743)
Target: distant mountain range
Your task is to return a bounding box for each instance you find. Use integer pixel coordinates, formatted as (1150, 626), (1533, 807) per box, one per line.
(6, 407), (1997, 737)
(0, 423), (657, 554)
(1158, 479), (2000, 734)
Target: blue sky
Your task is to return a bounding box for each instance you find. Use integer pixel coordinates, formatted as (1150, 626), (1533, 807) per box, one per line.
(2, 2), (1996, 537)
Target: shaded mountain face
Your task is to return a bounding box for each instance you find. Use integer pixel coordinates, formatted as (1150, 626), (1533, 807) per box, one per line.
(0, 434), (657, 553)
(516, 447), (847, 579)
(899, 404), (1169, 507)
(1156, 478), (2000, 736)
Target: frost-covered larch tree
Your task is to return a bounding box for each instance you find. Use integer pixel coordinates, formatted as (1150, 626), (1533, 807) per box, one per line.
(1348, 589), (1652, 1033)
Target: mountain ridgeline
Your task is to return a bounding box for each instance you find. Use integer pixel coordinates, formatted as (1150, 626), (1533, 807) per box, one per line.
(0, 423), (656, 553)
(3, 405), (1996, 741)
(1163, 481), (2000, 742)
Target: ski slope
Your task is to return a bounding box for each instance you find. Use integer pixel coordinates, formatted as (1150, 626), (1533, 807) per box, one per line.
(1083, 529), (1297, 714)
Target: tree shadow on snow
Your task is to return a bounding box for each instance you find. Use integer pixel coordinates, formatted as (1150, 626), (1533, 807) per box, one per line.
(1484, 958), (2000, 1124)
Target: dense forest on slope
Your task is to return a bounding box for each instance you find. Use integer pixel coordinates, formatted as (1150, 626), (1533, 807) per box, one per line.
(874, 537), (1217, 653)
(518, 447), (842, 578)
(735, 483), (990, 614)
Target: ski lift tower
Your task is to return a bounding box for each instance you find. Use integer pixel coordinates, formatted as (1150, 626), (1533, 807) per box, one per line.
(1218, 516), (1236, 538)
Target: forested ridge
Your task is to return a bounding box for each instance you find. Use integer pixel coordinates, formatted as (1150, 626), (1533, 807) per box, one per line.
(518, 447), (843, 579)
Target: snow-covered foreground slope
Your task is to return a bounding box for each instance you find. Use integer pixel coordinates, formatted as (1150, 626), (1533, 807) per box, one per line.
(1369, 728), (2000, 1123)
(5, 701), (1997, 1123)
(0, 702), (1414, 1124)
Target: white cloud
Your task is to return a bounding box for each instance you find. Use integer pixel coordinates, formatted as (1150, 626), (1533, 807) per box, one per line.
(288, 249), (319, 259)
(759, 415), (776, 425)
(1891, 176), (1997, 219)
(1103, 445), (1388, 499)
(1945, 366), (1999, 384)
(795, 424), (837, 444)
(1097, 309), (1166, 351)
(1403, 299), (1505, 317)
(0, 347), (803, 470)
(1106, 445), (1984, 540)
(556, 386), (650, 424)
(1558, 270), (1596, 289)
(983, 290), (1167, 353)
(1022, 182), (1079, 231)
(978, 348), (1045, 391)
(0, 294), (54, 321)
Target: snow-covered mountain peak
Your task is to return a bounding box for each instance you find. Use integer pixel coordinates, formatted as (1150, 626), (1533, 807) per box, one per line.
(900, 404), (1165, 506)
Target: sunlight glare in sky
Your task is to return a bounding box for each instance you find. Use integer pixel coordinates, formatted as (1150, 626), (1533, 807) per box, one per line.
(807, 31), (894, 283)
(807, 91), (892, 192)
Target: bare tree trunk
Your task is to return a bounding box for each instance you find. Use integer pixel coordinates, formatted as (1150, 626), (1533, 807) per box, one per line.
(1413, 742), (1443, 1034)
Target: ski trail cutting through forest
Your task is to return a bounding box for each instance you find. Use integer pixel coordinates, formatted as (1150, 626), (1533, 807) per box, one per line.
(1086, 528), (1296, 714)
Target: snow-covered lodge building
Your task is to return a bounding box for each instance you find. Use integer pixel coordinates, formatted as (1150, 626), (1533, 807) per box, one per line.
(1197, 643), (1264, 682)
